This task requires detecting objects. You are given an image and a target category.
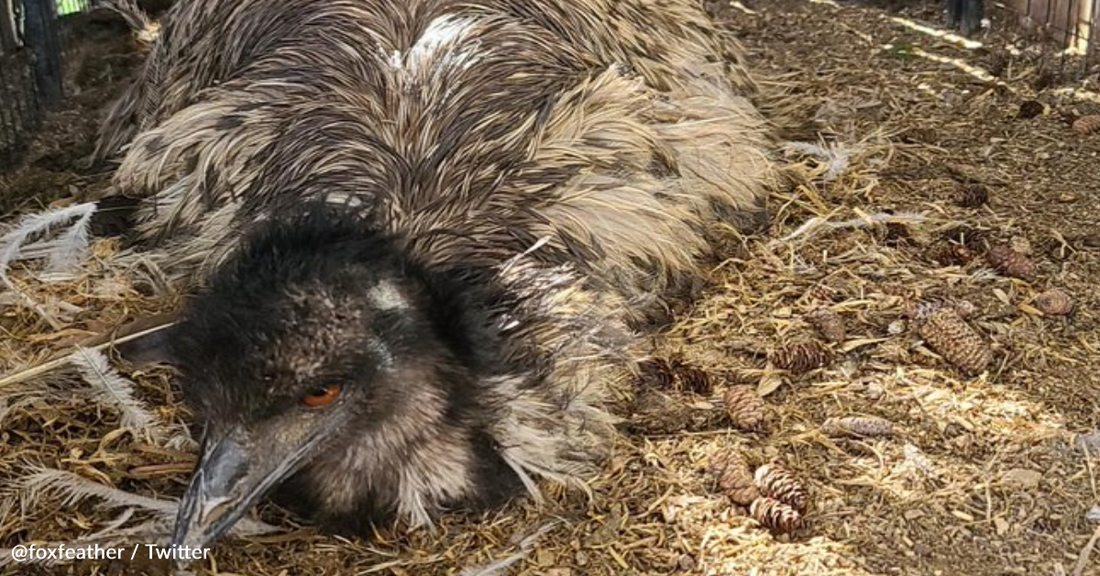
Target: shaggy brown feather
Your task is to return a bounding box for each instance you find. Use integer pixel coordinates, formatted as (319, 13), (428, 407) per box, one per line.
(101, 0), (777, 305)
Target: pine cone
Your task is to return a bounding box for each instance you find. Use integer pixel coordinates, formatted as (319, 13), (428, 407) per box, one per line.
(640, 356), (714, 394)
(723, 386), (765, 431)
(1016, 100), (1044, 119)
(806, 308), (846, 343)
(822, 416), (896, 438)
(638, 358), (675, 388)
(770, 341), (829, 374)
(955, 183), (990, 208)
(918, 307), (992, 375)
(750, 497), (805, 533)
(805, 284), (839, 302)
(708, 450), (736, 475)
(1073, 114), (1100, 135)
(926, 242), (975, 266)
(880, 282), (919, 301)
(669, 358), (714, 395)
(754, 463), (808, 513)
(709, 451), (759, 505)
(984, 50), (1010, 77)
(986, 244), (1035, 281)
(941, 225), (990, 251)
(1034, 288), (1074, 316)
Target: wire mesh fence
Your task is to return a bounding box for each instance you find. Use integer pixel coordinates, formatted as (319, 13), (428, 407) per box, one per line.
(0, 0), (98, 168)
(942, 0), (1100, 78)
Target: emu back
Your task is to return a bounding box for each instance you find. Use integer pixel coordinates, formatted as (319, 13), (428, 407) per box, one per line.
(98, 0), (776, 309)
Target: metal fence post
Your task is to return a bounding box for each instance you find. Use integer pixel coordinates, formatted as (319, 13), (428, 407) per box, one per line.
(21, 0), (63, 106)
(1, 0), (100, 166)
(0, 0), (18, 53)
(947, 0), (985, 34)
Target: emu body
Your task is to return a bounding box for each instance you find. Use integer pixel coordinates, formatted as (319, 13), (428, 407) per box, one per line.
(95, 0), (779, 553)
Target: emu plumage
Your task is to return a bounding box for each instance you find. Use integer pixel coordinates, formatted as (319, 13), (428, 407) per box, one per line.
(94, 0), (780, 554)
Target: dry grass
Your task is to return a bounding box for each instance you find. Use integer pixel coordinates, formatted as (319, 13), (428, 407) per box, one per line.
(3, 1), (1100, 575)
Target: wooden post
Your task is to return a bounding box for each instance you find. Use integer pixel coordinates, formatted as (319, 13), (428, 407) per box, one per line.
(1073, 0), (1094, 54)
(20, 0), (63, 106)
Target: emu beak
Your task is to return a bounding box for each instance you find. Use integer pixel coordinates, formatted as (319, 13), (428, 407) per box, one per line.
(170, 425), (317, 554)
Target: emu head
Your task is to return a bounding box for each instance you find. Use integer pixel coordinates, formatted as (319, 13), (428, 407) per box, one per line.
(164, 205), (495, 551)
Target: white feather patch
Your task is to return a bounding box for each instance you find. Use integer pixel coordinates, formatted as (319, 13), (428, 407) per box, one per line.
(367, 279), (409, 311)
(782, 140), (855, 182)
(0, 202), (97, 326)
(390, 15), (482, 72)
(67, 346), (163, 441)
(0, 201), (96, 283)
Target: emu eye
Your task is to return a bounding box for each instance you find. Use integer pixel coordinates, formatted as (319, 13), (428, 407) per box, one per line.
(301, 383), (342, 408)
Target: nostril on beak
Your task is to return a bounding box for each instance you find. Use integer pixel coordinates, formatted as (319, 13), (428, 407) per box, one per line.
(198, 495), (237, 526)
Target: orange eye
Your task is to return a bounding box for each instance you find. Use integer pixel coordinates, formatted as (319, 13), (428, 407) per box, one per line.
(301, 383), (342, 408)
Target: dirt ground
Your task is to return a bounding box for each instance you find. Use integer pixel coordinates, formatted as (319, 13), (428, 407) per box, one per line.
(2, 1), (1100, 575)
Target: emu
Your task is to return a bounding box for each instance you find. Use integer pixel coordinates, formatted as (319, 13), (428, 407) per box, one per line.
(92, 0), (782, 554)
